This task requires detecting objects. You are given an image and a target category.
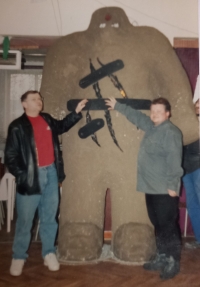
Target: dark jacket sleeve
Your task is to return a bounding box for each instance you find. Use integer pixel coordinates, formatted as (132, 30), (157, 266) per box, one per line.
(44, 111), (83, 135)
(163, 129), (183, 193)
(5, 124), (26, 180)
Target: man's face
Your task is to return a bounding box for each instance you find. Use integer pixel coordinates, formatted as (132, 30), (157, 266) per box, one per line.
(194, 99), (200, 116)
(22, 93), (43, 115)
(150, 104), (170, 126)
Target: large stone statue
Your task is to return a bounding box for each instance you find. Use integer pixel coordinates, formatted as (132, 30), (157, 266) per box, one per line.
(40, 7), (198, 263)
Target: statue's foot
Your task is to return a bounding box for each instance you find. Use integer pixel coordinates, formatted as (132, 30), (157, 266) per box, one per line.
(58, 222), (103, 261)
(113, 222), (156, 262)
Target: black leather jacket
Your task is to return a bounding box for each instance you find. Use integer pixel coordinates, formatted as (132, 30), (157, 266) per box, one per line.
(5, 111), (82, 195)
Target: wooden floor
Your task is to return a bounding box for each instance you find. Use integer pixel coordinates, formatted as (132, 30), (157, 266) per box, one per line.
(1, 218), (200, 286)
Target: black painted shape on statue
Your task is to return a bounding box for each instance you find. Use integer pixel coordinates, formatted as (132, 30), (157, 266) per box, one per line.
(78, 118), (105, 139)
(67, 98), (151, 111)
(79, 59), (124, 88)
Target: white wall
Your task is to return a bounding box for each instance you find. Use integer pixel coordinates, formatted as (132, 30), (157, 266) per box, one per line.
(0, 0), (198, 45)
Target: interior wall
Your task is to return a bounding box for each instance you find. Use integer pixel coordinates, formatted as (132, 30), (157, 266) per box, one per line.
(0, 0), (198, 45)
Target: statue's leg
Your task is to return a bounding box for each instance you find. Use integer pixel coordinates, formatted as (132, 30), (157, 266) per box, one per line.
(58, 157), (107, 262)
(110, 171), (156, 263)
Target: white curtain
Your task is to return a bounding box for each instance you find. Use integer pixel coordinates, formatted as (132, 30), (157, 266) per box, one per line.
(0, 70), (42, 140)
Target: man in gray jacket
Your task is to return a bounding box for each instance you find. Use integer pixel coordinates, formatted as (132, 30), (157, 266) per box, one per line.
(105, 97), (183, 280)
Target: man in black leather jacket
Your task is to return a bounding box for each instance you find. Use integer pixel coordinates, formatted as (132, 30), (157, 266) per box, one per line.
(5, 90), (87, 276)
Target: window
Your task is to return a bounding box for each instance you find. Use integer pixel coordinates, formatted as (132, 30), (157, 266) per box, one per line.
(0, 70), (42, 139)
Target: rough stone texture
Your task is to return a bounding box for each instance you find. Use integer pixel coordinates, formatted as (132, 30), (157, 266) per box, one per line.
(40, 7), (198, 262)
(113, 222), (156, 262)
(58, 222), (103, 261)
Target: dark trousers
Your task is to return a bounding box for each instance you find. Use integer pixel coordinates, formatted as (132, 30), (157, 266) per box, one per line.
(145, 194), (181, 261)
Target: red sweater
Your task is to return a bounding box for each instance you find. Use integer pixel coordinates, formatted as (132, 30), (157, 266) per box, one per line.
(28, 115), (55, 166)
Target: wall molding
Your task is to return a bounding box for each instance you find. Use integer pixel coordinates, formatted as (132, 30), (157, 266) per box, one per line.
(1, 36), (199, 50)
(173, 37), (198, 48)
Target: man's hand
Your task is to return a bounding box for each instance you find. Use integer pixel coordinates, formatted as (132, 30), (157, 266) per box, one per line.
(75, 99), (88, 113)
(168, 189), (178, 197)
(105, 97), (117, 110)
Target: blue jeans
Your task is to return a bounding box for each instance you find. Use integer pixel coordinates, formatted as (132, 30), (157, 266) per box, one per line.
(183, 168), (200, 242)
(13, 163), (59, 259)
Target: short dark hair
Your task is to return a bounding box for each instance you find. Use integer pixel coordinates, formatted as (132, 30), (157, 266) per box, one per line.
(21, 90), (42, 102)
(151, 97), (171, 113)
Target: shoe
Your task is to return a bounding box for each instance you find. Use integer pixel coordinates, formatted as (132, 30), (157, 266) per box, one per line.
(160, 256), (180, 280)
(44, 253), (60, 271)
(185, 241), (200, 249)
(10, 259), (25, 276)
(143, 253), (166, 271)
